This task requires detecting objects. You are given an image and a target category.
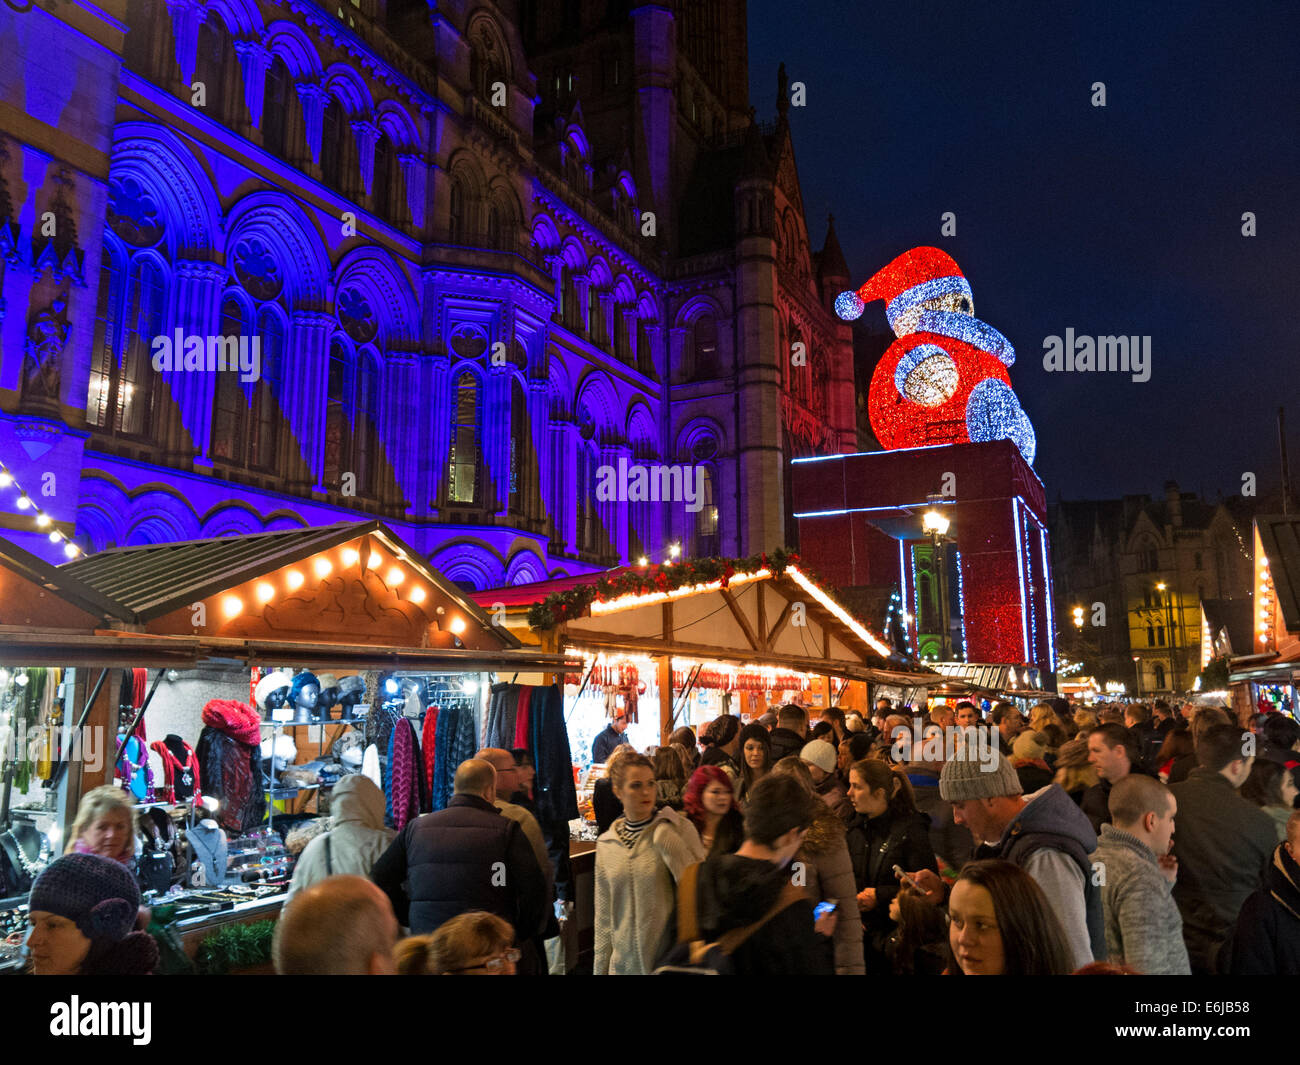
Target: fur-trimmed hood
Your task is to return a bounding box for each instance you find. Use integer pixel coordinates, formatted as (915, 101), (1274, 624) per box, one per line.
(801, 798), (848, 857)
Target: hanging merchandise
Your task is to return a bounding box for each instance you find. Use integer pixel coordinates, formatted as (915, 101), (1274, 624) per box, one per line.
(421, 705), (440, 800)
(430, 698), (478, 812)
(527, 684), (579, 833)
(115, 668), (154, 801)
(361, 743), (381, 790)
(196, 699), (266, 835)
(150, 735), (202, 804)
(10, 668), (49, 793)
(385, 717), (421, 832)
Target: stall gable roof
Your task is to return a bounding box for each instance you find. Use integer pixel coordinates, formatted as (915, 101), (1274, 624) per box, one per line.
(1200, 597), (1254, 656)
(0, 536), (131, 623)
(1258, 515), (1300, 633)
(481, 563), (930, 674)
(58, 521), (516, 644)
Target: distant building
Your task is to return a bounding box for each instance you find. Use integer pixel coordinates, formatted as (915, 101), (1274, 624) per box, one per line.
(1050, 481), (1254, 694)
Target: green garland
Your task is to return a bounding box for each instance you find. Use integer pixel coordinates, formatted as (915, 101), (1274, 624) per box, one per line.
(195, 918), (277, 975)
(527, 548), (803, 631)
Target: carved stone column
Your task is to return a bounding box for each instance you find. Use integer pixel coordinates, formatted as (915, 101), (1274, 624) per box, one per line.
(234, 41), (270, 131)
(296, 84), (328, 166)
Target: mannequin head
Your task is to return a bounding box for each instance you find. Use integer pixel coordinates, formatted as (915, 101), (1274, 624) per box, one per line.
(290, 672), (320, 712)
(255, 671), (293, 712)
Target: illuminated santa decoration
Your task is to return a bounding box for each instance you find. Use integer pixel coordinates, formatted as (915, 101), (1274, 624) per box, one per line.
(837, 247), (1036, 464)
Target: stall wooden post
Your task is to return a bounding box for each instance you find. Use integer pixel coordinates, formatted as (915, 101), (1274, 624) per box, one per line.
(658, 654), (672, 746)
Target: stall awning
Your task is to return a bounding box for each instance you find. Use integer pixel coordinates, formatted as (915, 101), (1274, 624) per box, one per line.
(0, 628), (582, 673)
(476, 560), (939, 687)
(0, 537), (132, 627)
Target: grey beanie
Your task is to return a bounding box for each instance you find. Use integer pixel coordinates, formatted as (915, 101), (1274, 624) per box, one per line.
(938, 746), (1023, 801)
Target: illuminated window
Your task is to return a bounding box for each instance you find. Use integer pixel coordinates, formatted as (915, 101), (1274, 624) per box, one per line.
(448, 372), (479, 504)
(88, 250), (163, 439)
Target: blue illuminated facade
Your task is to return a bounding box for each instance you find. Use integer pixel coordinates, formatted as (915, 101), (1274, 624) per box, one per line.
(0, 0), (858, 587)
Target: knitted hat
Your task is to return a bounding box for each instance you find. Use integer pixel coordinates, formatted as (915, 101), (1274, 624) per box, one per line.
(202, 699), (262, 744)
(938, 747), (1023, 801)
(800, 740), (838, 775)
(29, 854), (141, 944)
(1012, 730), (1048, 762)
(254, 671), (292, 710)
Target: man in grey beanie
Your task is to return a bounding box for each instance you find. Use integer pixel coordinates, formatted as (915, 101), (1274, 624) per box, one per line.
(932, 747), (1104, 971)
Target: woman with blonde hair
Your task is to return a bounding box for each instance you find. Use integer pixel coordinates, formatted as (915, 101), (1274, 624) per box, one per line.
(396, 911), (519, 974)
(1052, 736), (1099, 803)
(1028, 703), (1058, 734)
(66, 785), (136, 866)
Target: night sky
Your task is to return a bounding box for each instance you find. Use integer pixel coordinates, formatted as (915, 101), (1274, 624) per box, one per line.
(747, 0), (1300, 504)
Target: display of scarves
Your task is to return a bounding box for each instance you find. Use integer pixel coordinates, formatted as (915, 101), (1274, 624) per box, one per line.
(526, 685), (578, 830)
(9, 668), (48, 793)
(486, 684), (521, 749)
(421, 706), (440, 810)
(385, 718), (420, 832)
(115, 668), (154, 801)
(431, 703), (479, 812)
(513, 686), (532, 750)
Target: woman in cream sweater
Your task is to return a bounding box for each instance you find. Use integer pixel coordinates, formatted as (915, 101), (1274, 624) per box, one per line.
(594, 752), (705, 975)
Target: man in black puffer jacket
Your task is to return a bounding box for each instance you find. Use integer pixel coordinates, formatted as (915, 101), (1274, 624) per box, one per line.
(692, 774), (833, 975)
(372, 758), (547, 957)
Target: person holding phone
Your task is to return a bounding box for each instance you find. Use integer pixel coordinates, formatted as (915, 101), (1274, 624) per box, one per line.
(846, 759), (938, 974)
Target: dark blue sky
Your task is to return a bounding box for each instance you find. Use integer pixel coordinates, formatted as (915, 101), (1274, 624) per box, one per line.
(748, 0), (1300, 504)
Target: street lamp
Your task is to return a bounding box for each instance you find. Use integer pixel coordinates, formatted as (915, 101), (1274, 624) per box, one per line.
(1132, 655), (1142, 698)
(1156, 581), (1177, 692)
(922, 507), (953, 660)
(1072, 606), (1085, 630)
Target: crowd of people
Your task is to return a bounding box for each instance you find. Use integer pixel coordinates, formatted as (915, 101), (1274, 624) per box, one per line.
(17, 697), (1300, 975)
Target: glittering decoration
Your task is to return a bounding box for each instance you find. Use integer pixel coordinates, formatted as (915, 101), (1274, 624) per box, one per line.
(913, 309), (1015, 367)
(835, 290), (865, 321)
(894, 344), (958, 407)
(847, 246), (1035, 462)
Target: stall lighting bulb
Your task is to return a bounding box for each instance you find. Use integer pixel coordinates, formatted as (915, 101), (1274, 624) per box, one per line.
(342, 548), (360, 566)
(369, 551), (383, 568)
(313, 557), (332, 578)
(256, 582), (275, 604)
(286, 570), (305, 591)
(0, 472), (11, 488)
(49, 531), (61, 543)
(15, 496), (31, 510)
(410, 587), (427, 604)
(386, 566), (404, 586)
(35, 513), (50, 528)
(63, 543), (79, 558)
(222, 595), (243, 619)
(449, 617), (466, 635)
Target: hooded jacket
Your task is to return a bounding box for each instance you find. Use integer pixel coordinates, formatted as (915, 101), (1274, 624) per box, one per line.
(1170, 767), (1276, 973)
(693, 853), (832, 975)
(287, 775), (395, 900)
(814, 773), (854, 825)
(1231, 842), (1300, 974)
(594, 806), (704, 975)
(990, 784), (1105, 970)
(768, 727), (806, 764)
(1090, 824), (1190, 974)
(847, 807), (937, 972)
(796, 802), (865, 974)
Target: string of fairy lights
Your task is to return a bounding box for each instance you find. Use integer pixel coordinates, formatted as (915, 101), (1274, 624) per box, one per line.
(0, 461), (82, 558)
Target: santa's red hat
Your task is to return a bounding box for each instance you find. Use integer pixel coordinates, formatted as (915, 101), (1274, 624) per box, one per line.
(858, 247), (971, 331)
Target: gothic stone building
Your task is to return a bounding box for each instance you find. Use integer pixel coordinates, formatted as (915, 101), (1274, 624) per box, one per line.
(0, 0), (856, 589)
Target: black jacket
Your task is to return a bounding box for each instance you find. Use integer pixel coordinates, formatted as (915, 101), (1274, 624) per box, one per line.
(846, 808), (937, 972)
(371, 793), (547, 939)
(693, 854), (831, 975)
(768, 727), (806, 764)
(1231, 843), (1300, 975)
(1080, 779), (1113, 834)
(1170, 768), (1276, 973)
(905, 765), (974, 871)
(591, 723), (627, 764)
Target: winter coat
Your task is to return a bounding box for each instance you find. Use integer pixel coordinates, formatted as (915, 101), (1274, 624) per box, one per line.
(528, 685), (579, 831)
(692, 853), (832, 975)
(371, 793), (547, 939)
(1260, 804), (1291, 844)
(1231, 842), (1300, 975)
(700, 746), (740, 785)
(989, 784), (1105, 970)
(1015, 759), (1055, 796)
(287, 775), (395, 900)
(814, 773), (854, 825)
(795, 802), (865, 974)
(1090, 824), (1190, 974)
(591, 723), (628, 764)
(768, 727), (806, 764)
(846, 807), (937, 973)
(655, 779), (684, 809)
(594, 807), (704, 975)
(1169, 767), (1277, 973)
(592, 777), (623, 835)
(906, 763), (974, 871)
(1080, 779), (1113, 834)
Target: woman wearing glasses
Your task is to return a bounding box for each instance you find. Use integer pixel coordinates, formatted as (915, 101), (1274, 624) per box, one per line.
(396, 912), (521, 975)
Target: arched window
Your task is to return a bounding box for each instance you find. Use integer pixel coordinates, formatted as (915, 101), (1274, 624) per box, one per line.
(693, 464), (719, 558)
(250, 309), (283, 472)
(487, 203), (502, 249)
(1146, 623), (1155, 646)
(321, 96), (346, 193)
(1156, 624), (1165, 647)
(211, 298), (249, 466)
(262, 57), (292, 157)
(562, 271), (581, 332)
(635, 316), (653, 374)
(87, 251), (164, 438)
(614, 308), (631, 363)
(509, 378), (538, 518)
(194, 16), (238, 127)
(372, 131), (394, 220)
(323, 341), (379, 497)
(576, 442), (600, 554)
(588, 289), (605, 345)
(447, 372), (479, 504)
(1154, 663), (1166, 689)
(448, 178), (466, 242)
(691, 315), (717, 379)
